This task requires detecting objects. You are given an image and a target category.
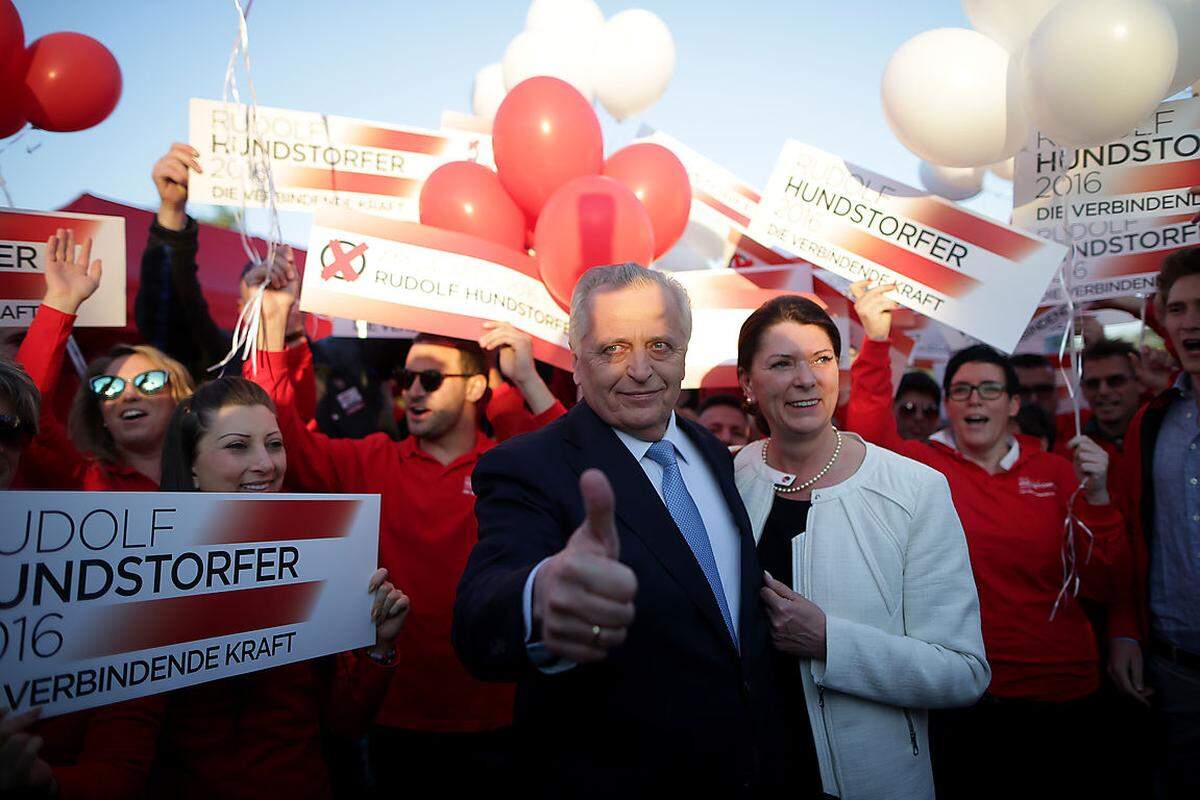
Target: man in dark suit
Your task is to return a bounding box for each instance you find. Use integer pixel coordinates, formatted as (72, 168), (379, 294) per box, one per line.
(453, 264), (790, 798)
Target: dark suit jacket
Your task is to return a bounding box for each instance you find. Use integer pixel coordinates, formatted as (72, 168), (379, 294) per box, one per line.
(452, 402), (790, 798)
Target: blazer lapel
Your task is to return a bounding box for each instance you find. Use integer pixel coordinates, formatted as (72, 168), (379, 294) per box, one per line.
(562, 403), (735, 653)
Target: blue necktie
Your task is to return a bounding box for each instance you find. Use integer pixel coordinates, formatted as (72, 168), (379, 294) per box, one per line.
(645, 440), (738, 648)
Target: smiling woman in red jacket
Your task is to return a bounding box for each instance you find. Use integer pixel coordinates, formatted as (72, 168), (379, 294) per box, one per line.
(15, 230), (194, 491)
(845, 282), (1130, 798)
(148, 376), (410, 800)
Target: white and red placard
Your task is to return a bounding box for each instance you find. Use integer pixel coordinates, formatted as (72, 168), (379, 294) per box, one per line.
(636, 127), (802, 272)
(1014, 97), (1200, 303)
(1, 492), (379, 717)
(749, 140), (1068, 353)
(0, 209), (126, 327)
(672, 265), (815, 389)
(188, 98), (493, 219)
(300, 211), (573, 370)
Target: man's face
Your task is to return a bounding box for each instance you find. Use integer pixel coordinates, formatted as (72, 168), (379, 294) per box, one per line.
(894, 390), (941, 441)
(1081, 354), (1141, 432)
(402, 343), (484, 441)
(1163, 273), (1200, 377)
(1014, 363), (1058, 418)
(698, 403), (750, 447)
(573, 283), (687, 441)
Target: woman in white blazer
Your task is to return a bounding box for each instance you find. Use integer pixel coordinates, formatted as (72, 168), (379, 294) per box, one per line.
(733, 296), (990, 799)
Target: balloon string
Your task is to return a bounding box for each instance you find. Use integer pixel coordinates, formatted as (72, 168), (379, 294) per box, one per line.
(211, 0), (283, 376)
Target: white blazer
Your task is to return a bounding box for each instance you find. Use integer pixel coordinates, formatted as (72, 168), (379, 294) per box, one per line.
(734, 436), (990, 799)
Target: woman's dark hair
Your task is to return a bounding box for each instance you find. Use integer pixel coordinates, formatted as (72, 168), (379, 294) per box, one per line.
(160, 377), (276, 491)
(944, 344), (1020, 396)
(737, 295), (841, 373)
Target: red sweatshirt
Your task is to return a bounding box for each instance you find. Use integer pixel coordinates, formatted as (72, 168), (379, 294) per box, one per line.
(847, 339), (1130, 701)
(33, 696), (165, 800)
(13, 305), (316, 491)
(151, 653), (394, 799)
(247, 347), (565, 732)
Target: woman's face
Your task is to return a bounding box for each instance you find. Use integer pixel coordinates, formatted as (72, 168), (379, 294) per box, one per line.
(741, 322), (839, 440)
(192, 404), (286, 492)
(98, 353), (178, 454)
(945, 361), (1020, 455)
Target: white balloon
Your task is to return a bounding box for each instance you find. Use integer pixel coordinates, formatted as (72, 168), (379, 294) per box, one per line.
(881, 28), (1029, 168)
(525, 0), (604, 35)
(503, 28), (596, 100)
(919, 161), (985, 201)
(1022, 0), (1177, 148)
(989, 157), (1015, 181)
(962, 0), (1060, 51)
(593, 10), (676, 121)
(472, 62), (507, 123)
(1160, 0), (1200, 95)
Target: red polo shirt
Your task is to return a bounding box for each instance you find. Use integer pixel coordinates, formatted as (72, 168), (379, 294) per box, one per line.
(248, 347), (564, 731)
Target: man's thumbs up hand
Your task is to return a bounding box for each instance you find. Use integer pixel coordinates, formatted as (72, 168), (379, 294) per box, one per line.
(532, 469), (637, 663)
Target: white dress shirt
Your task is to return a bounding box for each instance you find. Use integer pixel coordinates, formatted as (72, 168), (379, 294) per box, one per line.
(523, 413), (743, 669)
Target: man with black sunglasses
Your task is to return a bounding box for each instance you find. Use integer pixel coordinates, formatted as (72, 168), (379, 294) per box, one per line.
(1079, 339), (1144, 458)
(248, 275), (564, 795)
(894, 370), (942, 441)
(0, 357), (38, 489)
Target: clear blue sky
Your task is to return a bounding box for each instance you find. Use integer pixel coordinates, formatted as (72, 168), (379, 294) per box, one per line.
(4, 0), (1012, 245)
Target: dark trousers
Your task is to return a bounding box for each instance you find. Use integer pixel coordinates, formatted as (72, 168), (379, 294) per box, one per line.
(367, 725), (516, 797)
(930, 693), (1108, 799)
(1148, 653), (1200, 798)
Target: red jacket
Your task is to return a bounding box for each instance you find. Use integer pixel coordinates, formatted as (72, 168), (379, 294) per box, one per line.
(34, 696), (165, 800)
(151, 653), (394, 800)
(247, 347), (565, 732)
(847, 339), (1129, 701)
(13, 305), (315, 491)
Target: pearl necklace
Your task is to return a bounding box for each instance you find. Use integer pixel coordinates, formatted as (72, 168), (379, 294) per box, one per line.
(762, 429), (843, 494)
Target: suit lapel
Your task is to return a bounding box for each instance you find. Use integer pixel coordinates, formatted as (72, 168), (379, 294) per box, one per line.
(562, 403), (735, 653)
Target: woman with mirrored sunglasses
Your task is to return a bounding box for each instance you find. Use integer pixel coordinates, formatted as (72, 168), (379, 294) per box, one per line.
(14, 228), (194, 491)
(846, 282), (1131, 798)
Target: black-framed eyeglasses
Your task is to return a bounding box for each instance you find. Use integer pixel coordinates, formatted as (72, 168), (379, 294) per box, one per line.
(89, 370), (171, 400)
(1082, 374), (1131, 392)
(897, 401), (939, 419)
(0, 413), (31, 447)
(947, 381), (1006, 402)
(396, 368), (478, 393)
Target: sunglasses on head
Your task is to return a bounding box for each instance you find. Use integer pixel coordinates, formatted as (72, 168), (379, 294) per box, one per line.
(0, 413), (31, 447)
(897, 401), (939, 418)
(395, 368), (478, 393)
(947, 381), (1006, 402)
(89, 369), (171, 400)
(1082, 374), (1131, 392)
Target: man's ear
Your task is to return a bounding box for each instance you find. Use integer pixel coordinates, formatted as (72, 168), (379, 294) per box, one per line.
(572, 353), (581, 387)
(465, 373), (488, 403)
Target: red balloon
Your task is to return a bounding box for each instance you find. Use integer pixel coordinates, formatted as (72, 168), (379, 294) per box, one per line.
(23, 33), (122, 132)
(493, 77), (603, 224)
(419, 161), (526, 251)
(0, 50), (27, 138)
(604, 143), (692, 259)
(0, 0), (22, 62)
(534, 175), (655, 309)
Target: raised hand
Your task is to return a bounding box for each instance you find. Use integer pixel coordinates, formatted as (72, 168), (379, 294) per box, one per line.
(367, 567), (411, 659)
(760, 571), (827, 658)
(152, 142), (201, 230)
(1068, 434), (1110, 505)
(255, 246), (300, 351)
(533, 469), (637, 662)
(42, 228), (102, 316)
(479, 320), (556, 414)
(849, 279), (899, 343)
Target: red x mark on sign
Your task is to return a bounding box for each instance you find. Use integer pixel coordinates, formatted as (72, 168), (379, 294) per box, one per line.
(322, 240), (369, 281)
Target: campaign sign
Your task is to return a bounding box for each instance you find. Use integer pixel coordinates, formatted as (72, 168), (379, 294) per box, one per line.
(749, 140), (1068, 353)
(301, 211), (572, 369)
(1013, 97), (1200, 303)
(189, 98), (493, 219)
(0, 209), (126, 327)
(1, 492), (379, 717)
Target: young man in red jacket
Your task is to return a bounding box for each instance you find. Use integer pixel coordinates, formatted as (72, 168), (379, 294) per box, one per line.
(247, 274), (565, 794)
(1108, 249), (1200, 796)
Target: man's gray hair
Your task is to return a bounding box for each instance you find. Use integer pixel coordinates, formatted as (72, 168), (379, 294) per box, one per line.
(568, 264), (692, 351)
(0, 356), (40, 437)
